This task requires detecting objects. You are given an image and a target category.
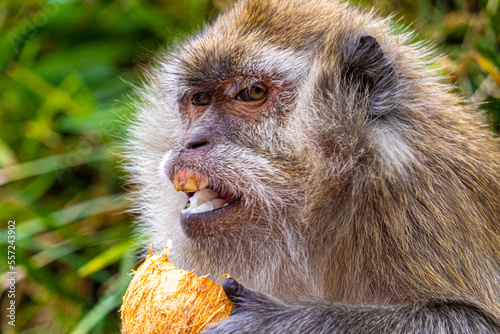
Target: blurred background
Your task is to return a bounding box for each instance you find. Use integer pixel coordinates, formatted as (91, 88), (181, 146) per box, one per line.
(0, 0), (498, 333)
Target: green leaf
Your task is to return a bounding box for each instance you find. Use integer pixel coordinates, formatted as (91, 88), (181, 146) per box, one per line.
(77, 240), (134, 277)
(0, 146), (110, 185)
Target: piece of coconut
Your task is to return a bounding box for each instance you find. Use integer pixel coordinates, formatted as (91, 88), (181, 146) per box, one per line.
(121, 247), (233, 334)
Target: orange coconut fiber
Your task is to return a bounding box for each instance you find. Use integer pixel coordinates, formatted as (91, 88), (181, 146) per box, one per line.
(121, 247), (233, 334)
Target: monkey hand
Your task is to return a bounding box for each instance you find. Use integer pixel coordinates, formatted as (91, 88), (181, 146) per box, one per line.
(202, 278), (500, 333)
(202, 278), (292, 334)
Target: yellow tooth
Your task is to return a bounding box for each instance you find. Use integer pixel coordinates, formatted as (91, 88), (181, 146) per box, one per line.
(173, 171), (182, 192)
(173, 168), (209, 193)
(184, 176), (198, 192)
(198, 176), (209, 190)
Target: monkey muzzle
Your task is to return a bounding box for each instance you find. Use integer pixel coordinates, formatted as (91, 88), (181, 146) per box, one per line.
(173, 167), (240, 215)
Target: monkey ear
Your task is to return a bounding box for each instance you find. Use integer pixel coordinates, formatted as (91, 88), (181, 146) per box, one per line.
(340, 35), (397, 116)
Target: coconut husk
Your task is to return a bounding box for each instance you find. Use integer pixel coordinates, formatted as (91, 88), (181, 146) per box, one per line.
(121, 247), (233, 334)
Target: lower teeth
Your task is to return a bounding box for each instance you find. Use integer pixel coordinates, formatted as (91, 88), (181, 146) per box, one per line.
(182, 188), (229, 214)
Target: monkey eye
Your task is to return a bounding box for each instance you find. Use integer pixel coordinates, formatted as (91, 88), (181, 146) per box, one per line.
(236, 84), (267, 102)
(191, 92), (212, 106)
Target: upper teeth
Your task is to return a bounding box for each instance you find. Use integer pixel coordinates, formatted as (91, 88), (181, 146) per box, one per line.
(174, 168), (230, 214)
(173, 168), (210, 192)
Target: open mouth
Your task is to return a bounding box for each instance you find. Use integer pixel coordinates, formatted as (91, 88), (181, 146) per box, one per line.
(173, 167), (241, 215)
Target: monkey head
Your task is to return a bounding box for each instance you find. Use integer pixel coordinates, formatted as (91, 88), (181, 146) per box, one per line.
(127, 0), (500, 304)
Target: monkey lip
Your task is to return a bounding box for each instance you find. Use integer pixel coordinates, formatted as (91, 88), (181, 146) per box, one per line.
(172, 167), (241, 215)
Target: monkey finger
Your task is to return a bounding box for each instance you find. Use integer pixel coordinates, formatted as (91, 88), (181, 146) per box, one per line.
(223, 278), (255, 301)
(222, 278), (262, 314)
(222, 278), (244, 299)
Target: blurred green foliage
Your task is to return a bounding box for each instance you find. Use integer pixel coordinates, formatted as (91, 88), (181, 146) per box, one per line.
(0, 0), (499, 333)
(0, 0), (222, 333)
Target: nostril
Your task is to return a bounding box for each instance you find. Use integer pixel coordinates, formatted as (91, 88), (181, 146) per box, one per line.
(179, 132), (211, 150)
(187, 140), (208, 150)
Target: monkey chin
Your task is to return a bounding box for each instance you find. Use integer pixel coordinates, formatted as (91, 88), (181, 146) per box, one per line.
(180, 198), (242, 240)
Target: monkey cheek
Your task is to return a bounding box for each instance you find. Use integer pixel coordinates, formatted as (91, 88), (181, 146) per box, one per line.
(180, 199), (243, 239)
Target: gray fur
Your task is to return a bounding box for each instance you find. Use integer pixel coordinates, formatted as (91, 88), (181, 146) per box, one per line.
(125, 0), (500, 332)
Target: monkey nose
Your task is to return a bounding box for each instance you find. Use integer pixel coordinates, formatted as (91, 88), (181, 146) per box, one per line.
(179, 131), (212, 150)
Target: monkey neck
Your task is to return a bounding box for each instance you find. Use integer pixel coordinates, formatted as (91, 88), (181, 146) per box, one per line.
(307, 114), (500, 306)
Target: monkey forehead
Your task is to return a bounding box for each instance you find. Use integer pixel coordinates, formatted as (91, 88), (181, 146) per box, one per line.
(170, 41), (310, 94)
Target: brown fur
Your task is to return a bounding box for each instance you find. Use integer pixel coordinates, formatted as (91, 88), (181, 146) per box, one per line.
(126, 0), (500, 331)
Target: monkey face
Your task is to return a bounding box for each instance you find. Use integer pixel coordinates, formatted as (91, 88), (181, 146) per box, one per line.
(148, 0), (372, 244)
(134, 0), (397, 248)
(160, 70), (308, 240)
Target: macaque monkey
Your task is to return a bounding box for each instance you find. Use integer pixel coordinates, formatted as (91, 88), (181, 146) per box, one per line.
(127, 0), (500, 332)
